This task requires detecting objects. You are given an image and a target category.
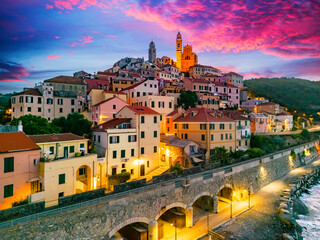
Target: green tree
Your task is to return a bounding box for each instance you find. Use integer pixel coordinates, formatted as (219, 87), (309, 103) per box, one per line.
(247, 148), (264, 158)
(211, 147), (231, 165)
(169, 161), (183, 174)
(177, 91), (198, 110)
(300, 129), (311, 140)
(52, 113), (92, 138)
(11, 115), (61, 135)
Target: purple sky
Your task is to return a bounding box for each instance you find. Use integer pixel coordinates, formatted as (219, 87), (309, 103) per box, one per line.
(0, 0), (319, 93)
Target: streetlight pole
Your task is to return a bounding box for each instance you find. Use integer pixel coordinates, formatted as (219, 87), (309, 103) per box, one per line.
(248, 189), (251, 209)
(230, 199), (232, 219)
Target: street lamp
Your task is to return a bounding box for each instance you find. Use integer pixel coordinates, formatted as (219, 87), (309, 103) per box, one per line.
(171, 220), (177, 240)
(248, 188), (251, 209)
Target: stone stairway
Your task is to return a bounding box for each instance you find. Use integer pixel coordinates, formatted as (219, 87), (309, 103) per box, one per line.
(144, 165), (170, 182)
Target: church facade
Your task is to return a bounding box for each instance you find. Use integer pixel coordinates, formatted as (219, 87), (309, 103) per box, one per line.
(176, 32), (198, 72)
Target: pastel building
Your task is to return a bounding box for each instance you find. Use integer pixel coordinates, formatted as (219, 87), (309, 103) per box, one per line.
(0, 132), (41, 210)
(93, 106), (161, 181)
(188, 64), (222, 78)
(88, 89), (127, 110)
(29, 133), (100, 207)
(223, 72), (244, 87)
(256, 102), (280, 115)
(92, 97), (128, 125)
(249, 113), (268, 133)
(166, 108), (236, 161)
(276, 112), (294, 131)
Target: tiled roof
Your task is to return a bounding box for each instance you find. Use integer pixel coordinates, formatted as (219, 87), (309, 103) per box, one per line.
(92, 118), (131, 132)
(92, 96), (128, 107)
(125, 106), (160, 115)
(174, 108), (235, 122)
(122, 80), (147, 91)
(224, 72), (243, 77)
(160, 134), (195, 148)
(104, 90), (126, 95)
(166, 109), (179, 117)
(129, 71), (141, 77)
(223, 110), (249, 121)
(14, 88), (42, 96)
(28, 133), (85, 143)
(44, 76), (85, 85)
(277, 112), (292, 116)
(96, 71), (118, 76)
(185, 78), (208, 84)
(0, 132), (40, 153)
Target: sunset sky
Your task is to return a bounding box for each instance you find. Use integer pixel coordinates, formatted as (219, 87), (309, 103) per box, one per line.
(1, 0), (319, 93)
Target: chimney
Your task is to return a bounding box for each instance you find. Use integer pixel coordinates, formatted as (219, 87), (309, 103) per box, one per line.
(18, 120), (23, 132)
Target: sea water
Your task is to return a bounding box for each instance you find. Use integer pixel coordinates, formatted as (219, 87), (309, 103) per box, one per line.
(296, 184), (320, 239)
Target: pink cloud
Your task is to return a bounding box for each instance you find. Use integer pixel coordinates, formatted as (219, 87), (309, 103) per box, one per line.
(70, 35), (94, 47)
(91, 30), (116, 38)
(46, 55), (62, 60)
(46, 4), (54, 9)
(0, 60), (32, 84)
(55, 0), (73, 10)
(54, 36), (61, 39)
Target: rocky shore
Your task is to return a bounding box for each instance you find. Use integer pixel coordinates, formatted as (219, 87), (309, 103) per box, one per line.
(216, 158), (320, 240)
(279, 167), (320, 240)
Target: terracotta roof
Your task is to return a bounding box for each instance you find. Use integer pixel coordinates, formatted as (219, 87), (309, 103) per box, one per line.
(122, 80), (147, 91)
(44, 76), (85, 85)
(14, 88), (42, 96)
(28, 133), (85, 143)
(92, 96), (128, 107)
(160, 134), (195, 148)
(166, 109), (179, 117)
(96, 71), (118, 76)
(104, 90), (126, 95)
(92, 118), (131, 132)
(0, 132), (40, 153)
(214, 82), (238, 88)
(222, 110), (249, 121)
(277, 112), (292, 116)
(129, 71), (141, 77)
(224, 72), (243, 77)
(174, 108), (235, 123)
(125, 106), (160, 115)
(185, 78), (208, 84)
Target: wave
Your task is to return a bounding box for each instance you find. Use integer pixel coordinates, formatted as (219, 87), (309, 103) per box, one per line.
(296, 184), (320, 239)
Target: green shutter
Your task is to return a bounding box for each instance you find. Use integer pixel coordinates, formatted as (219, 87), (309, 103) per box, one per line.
(4, 157), (14, 173)
(4, 184), (13, 198)
(59, 174), (65, 185)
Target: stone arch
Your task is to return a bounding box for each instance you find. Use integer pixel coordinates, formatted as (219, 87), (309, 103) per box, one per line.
(76, 165), (92, 193)
(188, 191), (213, 208)
(108, 216), (150, 238)
(155, 202), (187, 220)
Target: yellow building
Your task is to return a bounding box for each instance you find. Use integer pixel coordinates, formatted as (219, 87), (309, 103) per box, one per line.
(28, 133), (101, 207)
(176, 32), (198, 72)
(166, 108), (236, 161)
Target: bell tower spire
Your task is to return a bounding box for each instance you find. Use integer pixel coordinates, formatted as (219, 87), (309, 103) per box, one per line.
(176, 31), (182, 70)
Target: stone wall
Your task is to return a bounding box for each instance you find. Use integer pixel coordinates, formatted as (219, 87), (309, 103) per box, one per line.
(0, 141), (318, 239)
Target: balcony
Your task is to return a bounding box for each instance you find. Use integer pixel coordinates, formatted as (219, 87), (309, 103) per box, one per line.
(241, 134), (251, 139)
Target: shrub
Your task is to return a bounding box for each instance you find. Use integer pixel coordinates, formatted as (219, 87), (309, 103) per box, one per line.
(169, 162), (183, 174)
(108, 171), (131, 186)
(74, 152), (81, 157)
(230, 150), (246, 159)
(301, 129), (311, 139)
(247, 148), (264, 158)
(290, 150), (296, 160)
(12, 197), (29, 207)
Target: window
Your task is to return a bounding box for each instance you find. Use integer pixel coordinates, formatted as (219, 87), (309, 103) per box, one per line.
(26, 96), (33, 103)
(226, 133), (228, 140)
(185, 134), (188, 139)
(141, 116), (145, 123)
(229, 124), (232, 129)
(27, 107), (31, 112)
(112, 167), (117, 175)
(174, 123), (177, 129)
(59, 192), (64, 198)
(141, 147), (145, 154)
(147, 161), (150, 168)
(154, 116), (157, 123)
(12, 97), (15, 104)
(128, 135), (137, 142)
(137, 92), (140, 97)
(110, 136), (120, 144)
(113, 151), (117, 159)
(169, 102), (172, 108)
(80, 143), (85, 149)
(182, 124), (189, 129)
(151, 101), (155, 108)
(154, 131), (157, 138)
(47, 98), (53, 104)
(160, 115), (162, 121)
(38, 97), (42, 104)
(201, 134), (205, 141)
(71, 99), (75, 105)
(210, 124), (215, 130)
(70, 146), (75, 153)
(58, 99), (63, 105)
(4, 184), (13, 198)
(71, 108), (74, 113)
(220, 124), (225, 130)
(79, 167), (86, 175)
(113, 104), (116, 109)
(49, 146), (54, 154)
(98, 136), (100, 143)
(4, 157), (14, 173)
(141, 131), (145, 138)
(211, 134), (214, 141)
(59, 174), (65, 185)
(154, 146), (157, 153)
(245, 121), (247, 126)
(131, 149), (135, 157)
(200, 124), (206, 130)
(121, 150), (125, 158)
(229, 133), (232, 139)
(59, 108), (63, 113)
(122, 163), (125, 168)
(20, 107), (22, 112)
(239, 141), (241, 146)
(131, 169), (134, 174)
(33, 159), (37, 165)
(38, 107), (41, 112)
(221, 134), (223, 140)
(245, 140), (248, 146)
(19, 96), (23, 103)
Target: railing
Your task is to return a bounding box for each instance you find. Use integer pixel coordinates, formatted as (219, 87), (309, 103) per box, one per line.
(0, 140), (318, 229)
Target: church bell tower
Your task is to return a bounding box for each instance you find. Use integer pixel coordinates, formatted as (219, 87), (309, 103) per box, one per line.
(148, 41), (156, 64)
(176, 32), (182, 70)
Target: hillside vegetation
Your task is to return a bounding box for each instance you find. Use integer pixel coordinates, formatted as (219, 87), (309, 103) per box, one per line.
(244, 77), (320, 113)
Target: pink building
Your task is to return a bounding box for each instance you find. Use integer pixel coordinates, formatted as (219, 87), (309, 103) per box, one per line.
(0, 132), (41, 210)
(249, 113), (268, 133)
(92, 96), (128, 125)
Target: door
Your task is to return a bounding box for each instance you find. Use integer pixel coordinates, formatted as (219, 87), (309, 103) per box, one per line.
(63, 146), (68, 158)
(140, 164), (145, 177)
